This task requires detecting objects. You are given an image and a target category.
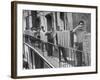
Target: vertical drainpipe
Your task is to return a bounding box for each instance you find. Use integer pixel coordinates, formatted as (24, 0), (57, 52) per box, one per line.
(52, 12), (57, 46)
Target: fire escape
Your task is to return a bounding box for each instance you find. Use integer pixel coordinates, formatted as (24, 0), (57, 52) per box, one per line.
(23, 11), (90, 69)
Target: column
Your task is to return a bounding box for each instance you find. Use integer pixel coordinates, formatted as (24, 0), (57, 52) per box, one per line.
(28, 11), (32, 29)
(56, 12), (61, 30)
(52, 12), (56, 31)
(67, 13), (73, 30)
(64, 13), (67, 30)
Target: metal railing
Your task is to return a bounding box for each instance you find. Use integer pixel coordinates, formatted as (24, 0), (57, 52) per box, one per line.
(23, 30), (90, 69)
(23, 42), (55, 69)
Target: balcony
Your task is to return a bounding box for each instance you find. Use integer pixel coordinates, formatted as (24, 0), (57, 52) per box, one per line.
(23, 30), (90, 69)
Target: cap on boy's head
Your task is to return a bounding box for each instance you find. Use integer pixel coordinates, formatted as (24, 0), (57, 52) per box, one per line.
(79, 20), (84, 25)
(41, 26), (44, 28)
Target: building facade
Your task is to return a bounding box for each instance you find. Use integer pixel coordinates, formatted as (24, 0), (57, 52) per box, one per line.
(23, 10), (91, 69)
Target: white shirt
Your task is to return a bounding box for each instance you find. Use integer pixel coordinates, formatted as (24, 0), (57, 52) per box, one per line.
(40, 30), (47, 42)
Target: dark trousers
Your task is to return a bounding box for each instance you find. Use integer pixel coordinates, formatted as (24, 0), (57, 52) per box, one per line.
(76, 43), (83, 66)
(59, 46), (67, 62)
(47, 39), (54, 56)
(23, 60), (29, 69)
